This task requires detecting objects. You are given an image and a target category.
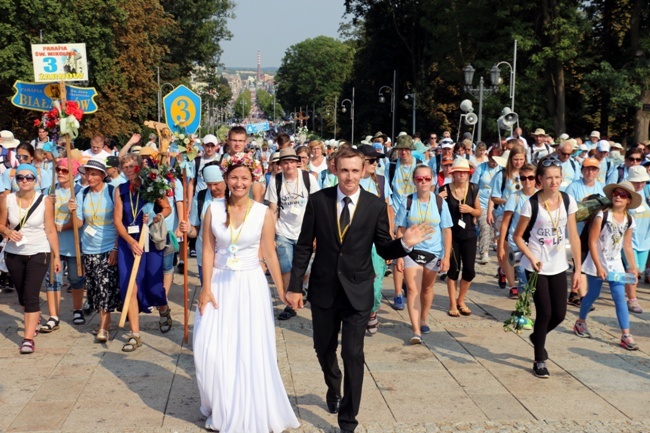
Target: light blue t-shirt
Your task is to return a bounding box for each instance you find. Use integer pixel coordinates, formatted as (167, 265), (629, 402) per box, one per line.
(359, 176), (393, 207)
(109, 173), (127, 188)
(565, 179), (605, 234)
(471, 162), (500, 209)
(631, 188), (650, 252)
(165, 181), (184, 232)
(390, 161), (417, 212)
(490, 170), (519, 217)
(504, 190), (535, 251)
(189, 193), (224, 264)
(395, 192), (453, 257)
(75, 184), (117, 254)
(560, 159), (581, 191)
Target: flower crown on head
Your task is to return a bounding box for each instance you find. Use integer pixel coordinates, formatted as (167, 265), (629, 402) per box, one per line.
(220, 152), (263, 182)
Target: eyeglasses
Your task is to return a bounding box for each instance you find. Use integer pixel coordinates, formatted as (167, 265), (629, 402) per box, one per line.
(56, 167), (69, 174)
(16, 174), (36, 182)
(612, 190), (630, 199)
(560, 151), (572, 156)
(520, 175), (536, 182)
(415, 176), (432, 182)
(628, 157), (643, 162)
(429, 136), (437, 140)
(17, 154), (30, 161)
(541, 158), (562, 167)
(365, 158), (378, 165)
(299, 156), (309, 161)
(122, 164), (137, 170)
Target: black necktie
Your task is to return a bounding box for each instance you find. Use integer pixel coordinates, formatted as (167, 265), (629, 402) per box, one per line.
(340, 196), (351, 232)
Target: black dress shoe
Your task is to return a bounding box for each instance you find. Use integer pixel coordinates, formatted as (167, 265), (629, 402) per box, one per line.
(340, 429), (354, 433)
(326, 399), (340, 414)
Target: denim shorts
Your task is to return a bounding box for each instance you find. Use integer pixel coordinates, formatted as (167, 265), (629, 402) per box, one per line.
(275, 235), (297, 274)
(163, 251), (175, 275)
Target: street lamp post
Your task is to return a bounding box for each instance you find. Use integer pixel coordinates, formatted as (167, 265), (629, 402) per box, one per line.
(491, 40), (517, 113)
(157, 66), (175, 123)
(462, 65), (499, 143)
(378, 70), (397, 142)
(405, 93), (416, 135)
(341, 87), (355, 145)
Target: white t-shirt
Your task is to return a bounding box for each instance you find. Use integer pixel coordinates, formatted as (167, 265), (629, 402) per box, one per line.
(264, 172), (320, 240)
(4, 193), (51, 255)
(582, 211), (634, 277)
(82, 149), (111, 160)
(519, 194), (578, 275)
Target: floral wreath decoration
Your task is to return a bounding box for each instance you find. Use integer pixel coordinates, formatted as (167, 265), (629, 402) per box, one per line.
(220, 152), (263, 182)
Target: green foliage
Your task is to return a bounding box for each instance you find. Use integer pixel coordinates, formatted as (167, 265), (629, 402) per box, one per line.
(256, 88), (283, 120)
(234, 88), (252, 120)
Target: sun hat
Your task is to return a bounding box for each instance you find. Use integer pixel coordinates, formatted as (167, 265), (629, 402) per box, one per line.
(441, 156), (454, 166)
(16, 163), (38, 178)
(394, 135), (414, 150)
(57, 158), (81, 177)
(450, 158), (471, 173)
(279, 148), (300, 162)
(78, 156), (108, 175)
(360, 135), (373, 145)
(610, 142), (624, 150)
(130, 145), (142, 154)
(493, 150), (511, 168)
(139, 146), (158, 158)
(596, 140), (610, 152)
(581, 158), (599, 169)
(589, 130), (601, 139)
(532, 128), (547, 136)
(558, 133), (570, 141)
(203, 165), (224, 183)
(626, 165), (650, 183)
(270, 151), (280, 163)
(0, 130), (20, 149)
(603, 181), (642, 209)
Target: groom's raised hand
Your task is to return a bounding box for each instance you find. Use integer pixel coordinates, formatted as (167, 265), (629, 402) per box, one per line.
(402, 223), (435, 248)
(285, 292), (304, 310)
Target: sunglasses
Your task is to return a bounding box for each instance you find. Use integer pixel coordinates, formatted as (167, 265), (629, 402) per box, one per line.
(16, 174), (36, 182)
(520, 175), (536, 182)
(612, 190), (631, 199)
(541, 158), (562, 167)
(56, 167), (69, 174)
(415, 176), (432, 182)
(365, 158), (378, 165)
(17, 154), (30, 161)
(628, 157), (643, 162)
(560, 151), (572, 156)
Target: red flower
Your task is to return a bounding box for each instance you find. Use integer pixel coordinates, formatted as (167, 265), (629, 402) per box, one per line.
(47, 108), (59, 118)
(166, 173), (174, 180)
(33, 119), (41, 128)
(46, 120), (57, 129)
(129, 183), (136, 193)
(166, 189), (174, 197)
(133, 166), (141, 174)
(148, 172), (157, 180)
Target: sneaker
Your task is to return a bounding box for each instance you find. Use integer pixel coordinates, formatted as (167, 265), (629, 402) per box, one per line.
(508, 287), (519, 299)
(205, 416), (218, 431)
(409, 334), (422, 345)
(498, 267), (506, 289)
(177, 260), (185, 274)
(573, 320), (592, 338)
(533, 362), (550, 378)
(439, 272), (447, 282)
(628, 299), (643, 314)
(620, 334), (639, 351)
(568, 292), (581, 307)
(421, 324), (431, 334)
(190, 249), (197, 258)
(522, 318), (533, 330)
(477, 253), (489, 265)
(20, 339), (35, 354)
(393, 294), (405, 310)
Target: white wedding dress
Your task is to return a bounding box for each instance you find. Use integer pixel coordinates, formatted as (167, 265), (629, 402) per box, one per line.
(193, 200), (300, 433)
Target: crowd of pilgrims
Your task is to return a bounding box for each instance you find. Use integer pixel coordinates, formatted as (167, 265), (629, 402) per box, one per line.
(0, 125), (648, 379)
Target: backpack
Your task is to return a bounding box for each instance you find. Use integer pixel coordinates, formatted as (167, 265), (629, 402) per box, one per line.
(82, 183), (115, 204)
(406, 193), (443, 217)
(617, 165), (625, 183)
(579, 209), (632, 260)
(196, 189), (209, 220)
(0, 149), (14, 170)
(388, 155), (424, 185)
(522, 191), (571, 243)
(274, 171), (311, 218)
(530, 144), (551, 165)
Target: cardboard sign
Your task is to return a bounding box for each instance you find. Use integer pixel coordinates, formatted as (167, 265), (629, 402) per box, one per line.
(31, 43), (89, 83)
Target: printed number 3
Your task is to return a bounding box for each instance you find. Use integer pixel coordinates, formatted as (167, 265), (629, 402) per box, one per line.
(175, 99), (189, 123)
(43, 57), (57, 73)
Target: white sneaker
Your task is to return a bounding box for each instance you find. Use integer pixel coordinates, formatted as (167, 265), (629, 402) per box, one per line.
(205, 416), (218, 431)
(477, 253), (489, 264)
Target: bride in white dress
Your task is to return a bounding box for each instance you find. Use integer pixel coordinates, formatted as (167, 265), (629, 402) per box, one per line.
(192, 154), (300, 432)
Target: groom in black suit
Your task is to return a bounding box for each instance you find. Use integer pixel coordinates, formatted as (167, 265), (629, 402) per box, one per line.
(286, 147), (432, 432)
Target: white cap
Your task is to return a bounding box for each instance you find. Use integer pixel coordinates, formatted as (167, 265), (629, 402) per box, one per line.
(558, 133), (569, 141)
(596, 140), (610, 152)
(397, 131), (408, 137)
(202, 134), (218, 145)
(579, 143), (588, 151)
(590, 130), (601, 139)
(610, 142), (624, 150)
(440, 138), (454, 149)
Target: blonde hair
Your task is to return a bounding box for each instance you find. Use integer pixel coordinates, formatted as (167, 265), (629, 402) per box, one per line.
(308, 140), (326, 153)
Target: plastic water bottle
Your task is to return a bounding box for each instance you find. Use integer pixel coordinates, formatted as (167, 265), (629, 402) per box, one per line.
(607, 272), (636, 284)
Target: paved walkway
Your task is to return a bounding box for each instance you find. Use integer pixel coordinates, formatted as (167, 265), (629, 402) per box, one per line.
(1, 256), (649, 433)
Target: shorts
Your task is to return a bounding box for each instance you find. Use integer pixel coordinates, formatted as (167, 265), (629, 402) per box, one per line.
(403, 255), (441, 272)
(276, 234), (297, 274)
(163, 249), (175, 275)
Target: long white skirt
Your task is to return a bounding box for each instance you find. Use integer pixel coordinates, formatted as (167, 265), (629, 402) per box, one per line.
(193, 266), (300, 433)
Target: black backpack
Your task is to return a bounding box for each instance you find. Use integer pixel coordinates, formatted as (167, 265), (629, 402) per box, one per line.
(406, 193), (443, 217)
(274, 171), (311, 218)
(522, 191), (571, 243)
(579, 209), (632, 260)
(82, 183), (115, 204)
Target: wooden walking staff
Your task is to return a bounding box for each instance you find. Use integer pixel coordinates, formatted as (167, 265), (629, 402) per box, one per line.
(119, 223), (149, 327)
(182, 169), (189, 343)
(58, 83), (83, 276)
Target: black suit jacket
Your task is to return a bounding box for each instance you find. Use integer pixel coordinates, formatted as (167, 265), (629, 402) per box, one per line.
(288, 186), (407, 311)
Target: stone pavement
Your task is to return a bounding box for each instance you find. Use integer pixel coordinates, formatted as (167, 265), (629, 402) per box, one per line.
(1, 255), (650, 433)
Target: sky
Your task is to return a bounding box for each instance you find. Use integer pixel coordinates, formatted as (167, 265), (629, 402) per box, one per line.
(220, 0), (348, 69)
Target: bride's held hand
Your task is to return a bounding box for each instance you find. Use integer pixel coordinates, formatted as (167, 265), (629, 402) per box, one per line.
(197, 289), (217, 315)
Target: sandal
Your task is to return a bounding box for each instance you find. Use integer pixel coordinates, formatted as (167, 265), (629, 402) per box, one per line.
(91, 324), (113, 335)
(20, 338), (35, 354)
(458, 305), (472, 316)
(278, 306), (297, 321)
(159, 307), (173, 333)
(39, 317), (60, 333)
(96, 329), (108, 343)
(122, 335), (142, 352)
(72, 310), (85, 325)
(366, 313), (379, 335)
(448, 309), (460, 317)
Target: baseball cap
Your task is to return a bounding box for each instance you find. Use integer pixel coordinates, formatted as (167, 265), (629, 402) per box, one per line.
(582, 158), (599, 169)
(441, 156), (454, 166)
(440, 139), (454, 149)
(597, 140), (610, 152)
(202, 134), (218, 145)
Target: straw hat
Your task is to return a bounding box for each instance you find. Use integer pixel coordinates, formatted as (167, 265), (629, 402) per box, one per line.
(603, 181), (642, 210)
(449, 158), (471, 173)
(492, 150), (510, 168)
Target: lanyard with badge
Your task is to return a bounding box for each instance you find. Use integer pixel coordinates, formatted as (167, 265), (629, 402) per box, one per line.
(84, 189), (102, 237)
(127, 190), (141, 234)
(226, 200), (252, 270)
(285, 177), (304, 216)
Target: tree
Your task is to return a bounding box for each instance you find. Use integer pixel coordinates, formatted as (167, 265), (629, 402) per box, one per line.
(275, 36), (355, 115)
(234, 88), (252, 120)
(256, 88), (283, 120)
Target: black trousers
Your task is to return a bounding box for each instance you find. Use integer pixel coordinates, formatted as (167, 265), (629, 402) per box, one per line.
(311, 284), (371, 432)
(527, 271), (567, 362)
(448, 236), (477, 281)
(6, 252), (49, 313)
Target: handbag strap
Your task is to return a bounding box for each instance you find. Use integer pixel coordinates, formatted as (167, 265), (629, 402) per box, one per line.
(14, 194), (44, 232)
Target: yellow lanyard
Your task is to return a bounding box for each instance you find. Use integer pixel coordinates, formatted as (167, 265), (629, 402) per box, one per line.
(129, 190), (140, 222)
(284, 177), (300, 196)
(18, 194), (36, 230)
(228, 200), (252, 250)
(417, 195), (431, 223)
(336, 198), (355, 243)
(87, 187), (103, 225)
(54, 188), (70, 224)
(453, 183), (468, 206)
